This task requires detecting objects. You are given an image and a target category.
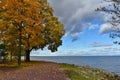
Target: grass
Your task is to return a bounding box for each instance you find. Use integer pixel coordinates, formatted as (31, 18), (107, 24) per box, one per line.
(59, 63), (120, 80)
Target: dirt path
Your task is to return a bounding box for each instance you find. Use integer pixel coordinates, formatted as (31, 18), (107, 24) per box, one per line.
(0, 62), (69, 80)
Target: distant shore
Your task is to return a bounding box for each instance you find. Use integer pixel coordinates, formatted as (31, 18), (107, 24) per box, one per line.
(0, 61), (120, 80)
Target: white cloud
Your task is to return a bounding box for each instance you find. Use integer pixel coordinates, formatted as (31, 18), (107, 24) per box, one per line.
(48, 0), (103, 39)
(100, 23), (113, 34)
(88, 23), (99, 30)
(100, 23), (120, 34)
(48, 0), (120, 38)
(90, 42), (113, 47)
(31, 45), (120, 56)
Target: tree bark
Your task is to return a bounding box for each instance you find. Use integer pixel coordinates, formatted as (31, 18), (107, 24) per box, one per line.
(25, 50), (30, 62)
(10, 51), (12, 62)
(18, 27), (22, 66)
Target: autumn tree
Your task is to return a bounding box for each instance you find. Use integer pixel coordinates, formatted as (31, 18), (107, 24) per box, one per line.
(96, 0), (120, 44)
(0, 0), (65, 64)
(0, 43), (7, 62)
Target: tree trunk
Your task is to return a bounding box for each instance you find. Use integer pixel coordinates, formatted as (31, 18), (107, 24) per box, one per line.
(25, 50), (30, 62)
(18, 28), (22, 66)
(10, 51), (12, 62)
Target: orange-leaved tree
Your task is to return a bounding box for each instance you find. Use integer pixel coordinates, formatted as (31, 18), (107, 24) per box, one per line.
(0, 0), (65, 64)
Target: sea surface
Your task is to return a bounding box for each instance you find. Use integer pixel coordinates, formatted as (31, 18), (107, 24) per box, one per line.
(31, 56), (120, 75)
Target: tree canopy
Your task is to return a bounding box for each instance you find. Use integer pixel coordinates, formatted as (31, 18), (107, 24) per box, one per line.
(0, 0), (65, 63)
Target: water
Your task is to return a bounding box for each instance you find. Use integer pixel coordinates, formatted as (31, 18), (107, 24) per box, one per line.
(31, 56), (120, 75)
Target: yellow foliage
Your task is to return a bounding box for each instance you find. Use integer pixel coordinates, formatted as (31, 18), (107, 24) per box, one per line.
(0, 0), (65, 54)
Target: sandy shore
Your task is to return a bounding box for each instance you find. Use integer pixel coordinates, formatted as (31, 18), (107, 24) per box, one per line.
(0, 61), (69, 80)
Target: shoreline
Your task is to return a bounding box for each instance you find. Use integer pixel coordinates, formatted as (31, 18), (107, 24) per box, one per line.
(30, 56), (120, 75)
(32, 59), (120, 75)
(0, 61), (120, 80)
(33, 60), (120, 80)
(59, 63), (120, 80)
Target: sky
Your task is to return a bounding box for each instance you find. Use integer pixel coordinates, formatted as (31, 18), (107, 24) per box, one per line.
(31, 0), (120, 56)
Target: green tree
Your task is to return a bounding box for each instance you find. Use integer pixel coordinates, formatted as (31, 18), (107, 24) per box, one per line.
(0, 0), (65, 64)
